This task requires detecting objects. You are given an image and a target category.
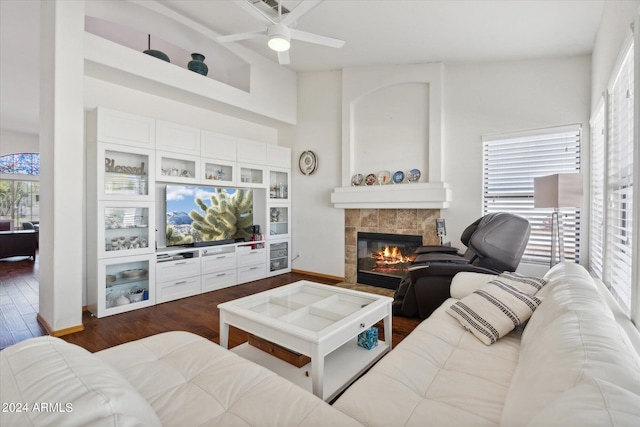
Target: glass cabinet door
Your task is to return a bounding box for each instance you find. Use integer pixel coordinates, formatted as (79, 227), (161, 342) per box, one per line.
(238, 163), (265, 187)
(268, 240), (290, 275)
(101, 146), (153, 200)
(202, 158), (235, 186)
(156, 151), (200, 183)
(94, 254), (155, 318)
(269, 167), (290, 202)
(268, 204), (290, 239)
(99, 202), (155, 259)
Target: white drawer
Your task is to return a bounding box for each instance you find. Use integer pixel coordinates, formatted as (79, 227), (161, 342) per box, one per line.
(346, 305), (390, 339)
(156, 258), (200, 282)
(237, 264), (266, 284)
(202, 270), (238, 293)
(156, 276), (201, 303)
(237, 248), (266, 267)
(201, 253), (237, 274)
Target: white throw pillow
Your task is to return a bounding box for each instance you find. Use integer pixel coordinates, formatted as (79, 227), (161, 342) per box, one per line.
(446, 280), (543, 345)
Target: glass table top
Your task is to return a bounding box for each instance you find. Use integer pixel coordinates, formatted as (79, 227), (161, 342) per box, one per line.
(224, 281), (381, 332)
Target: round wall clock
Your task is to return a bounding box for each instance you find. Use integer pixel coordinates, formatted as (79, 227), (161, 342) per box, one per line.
(299, 150), (318, 175)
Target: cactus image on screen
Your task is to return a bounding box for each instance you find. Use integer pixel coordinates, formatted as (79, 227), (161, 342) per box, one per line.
(165, 185), (253, 246)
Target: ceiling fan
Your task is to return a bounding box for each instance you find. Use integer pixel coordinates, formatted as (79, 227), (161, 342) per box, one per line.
(216, 0), (345, 65)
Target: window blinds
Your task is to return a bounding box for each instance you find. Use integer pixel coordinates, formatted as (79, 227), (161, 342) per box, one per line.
(483, 125), (582, 265)
(590, 102), (606, 280)
(606, 43), (634, 314)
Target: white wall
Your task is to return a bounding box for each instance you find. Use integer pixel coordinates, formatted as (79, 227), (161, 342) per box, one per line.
(591, 0), (639, 111)
(281, 71), (344, 277)
(353, 83), (429, 176)
(443, 56), (592, 277)
(290, 56), (591, 278)
(0, 128), (38, 156)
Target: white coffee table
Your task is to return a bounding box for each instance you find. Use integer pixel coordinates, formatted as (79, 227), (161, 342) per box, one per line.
(218, 280), (393, 401)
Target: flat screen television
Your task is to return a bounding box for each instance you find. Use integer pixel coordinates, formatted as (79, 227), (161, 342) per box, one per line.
(165, 185), (253, 247)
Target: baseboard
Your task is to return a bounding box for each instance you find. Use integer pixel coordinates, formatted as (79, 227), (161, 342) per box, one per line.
(292, 269), (344, 282)
(37, 313), (84, 337)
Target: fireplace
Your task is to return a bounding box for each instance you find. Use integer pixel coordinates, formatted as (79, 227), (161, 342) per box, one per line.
(357, 232), (422, 289)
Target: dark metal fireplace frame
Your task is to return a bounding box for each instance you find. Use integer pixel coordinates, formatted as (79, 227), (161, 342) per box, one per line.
(357, 232), (422, 290)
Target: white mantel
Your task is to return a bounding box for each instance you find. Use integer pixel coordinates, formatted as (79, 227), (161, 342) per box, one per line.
(333, 63), (451, 209)
(331, 182), (451, 209)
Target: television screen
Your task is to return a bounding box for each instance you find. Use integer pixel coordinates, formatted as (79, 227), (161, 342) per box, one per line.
(165, 185), (253, 246)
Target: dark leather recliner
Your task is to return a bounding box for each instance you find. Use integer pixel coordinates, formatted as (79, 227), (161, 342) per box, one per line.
(393, 212), (531, 318)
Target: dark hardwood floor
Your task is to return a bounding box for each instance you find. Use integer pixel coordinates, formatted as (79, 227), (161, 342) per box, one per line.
(0, 257), (421, 353)
(0, 255), (46, 350)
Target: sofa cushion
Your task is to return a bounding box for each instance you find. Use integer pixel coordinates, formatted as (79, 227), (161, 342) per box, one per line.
(500, 264), (640, 426)
(334, 300), (522, 426)
(0, 336), (162, 427)
(527, 379), (640, 427)
(96, 331), (362, 427)
(446, 280), (542, 345)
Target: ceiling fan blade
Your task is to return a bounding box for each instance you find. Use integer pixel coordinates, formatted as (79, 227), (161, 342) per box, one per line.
(217, 30), (266, 43)
(235, 0), (275, 25)
(280, 0), (323, 26)
(277, 50), (290, 65)
(290, 28), (345, 48)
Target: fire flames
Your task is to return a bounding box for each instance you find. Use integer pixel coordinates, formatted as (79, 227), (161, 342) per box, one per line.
(372, 245), (413, 266)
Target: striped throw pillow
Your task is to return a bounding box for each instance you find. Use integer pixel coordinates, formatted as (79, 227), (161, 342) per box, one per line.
(497, 272), (548, 295)
(446, 280), (543, 345)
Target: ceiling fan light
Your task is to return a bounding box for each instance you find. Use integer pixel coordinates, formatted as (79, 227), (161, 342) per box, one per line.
(268, 34), (290, 52)
(267, 23), (291, 52)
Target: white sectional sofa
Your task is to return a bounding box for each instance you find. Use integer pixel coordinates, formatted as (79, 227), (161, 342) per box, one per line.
(334, 262), (640, 426)
(1, 263), (639, 426)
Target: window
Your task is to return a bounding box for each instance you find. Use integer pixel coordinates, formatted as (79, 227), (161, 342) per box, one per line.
(483, 125), (582, 265)
(0, 153), (40, 175)
(594, 40), (634, 314)
(589, 102), (606, 280)
(0, 153), (40, 229)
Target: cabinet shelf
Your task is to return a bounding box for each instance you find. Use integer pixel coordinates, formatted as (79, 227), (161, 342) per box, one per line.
(106, 276), (149, 288)
(99, 202), (154, 258)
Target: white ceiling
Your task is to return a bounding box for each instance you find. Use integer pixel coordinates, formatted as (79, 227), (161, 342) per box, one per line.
(0, 0), (604, 135)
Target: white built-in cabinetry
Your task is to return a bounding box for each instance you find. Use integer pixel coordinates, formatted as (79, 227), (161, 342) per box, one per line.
(266, 146), (292, 276)
(86, 107), (291, 317)
(86, 109), (157, 318)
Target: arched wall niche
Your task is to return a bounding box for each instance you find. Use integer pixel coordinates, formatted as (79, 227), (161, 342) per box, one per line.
(332, 63), (450, 209)
(352, 82), (429, 179)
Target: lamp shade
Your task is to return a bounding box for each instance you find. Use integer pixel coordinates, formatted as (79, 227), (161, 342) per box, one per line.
(534, 173), (583, 208)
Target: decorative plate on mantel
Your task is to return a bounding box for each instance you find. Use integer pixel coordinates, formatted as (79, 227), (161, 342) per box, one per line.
(365, 174), (376, 185)
(407, 168), (421, 183)
(377, 170), (391, 185)
(392, 170), (405, 184)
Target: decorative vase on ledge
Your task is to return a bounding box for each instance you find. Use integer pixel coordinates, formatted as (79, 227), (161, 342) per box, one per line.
(188, 53), (208, 76)
(142, 34), (170, 62)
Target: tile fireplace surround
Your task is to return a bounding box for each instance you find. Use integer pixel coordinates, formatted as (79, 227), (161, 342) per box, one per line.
(344, 208), (440, 284)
